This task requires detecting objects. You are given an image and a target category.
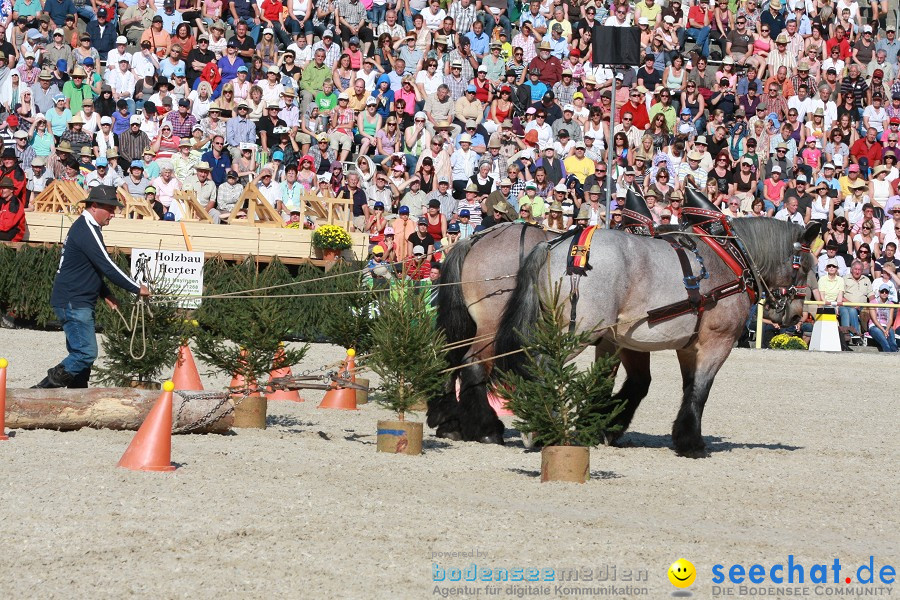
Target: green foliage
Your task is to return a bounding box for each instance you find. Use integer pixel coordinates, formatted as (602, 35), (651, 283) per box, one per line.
(194, 256), (308, 388)
(319, 263), (376, 353)
(368, 281), (447, 420)
(769, 333), (808, 350)
(4, 245), (60, 326)
(94, 281), (191, 386)
(495, 283), (625, 448)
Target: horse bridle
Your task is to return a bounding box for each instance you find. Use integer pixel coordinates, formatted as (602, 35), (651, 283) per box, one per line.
(765, 242), (811, 314)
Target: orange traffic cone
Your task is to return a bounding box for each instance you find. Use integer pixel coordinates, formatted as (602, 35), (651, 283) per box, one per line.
(172, 344), (203, 391)
(266, 344), (301, 402)
(318, 385), (358, 410)
(118, 381), (176, 472)
(318, 349), (358, 410)
(0, 358), (9, 441)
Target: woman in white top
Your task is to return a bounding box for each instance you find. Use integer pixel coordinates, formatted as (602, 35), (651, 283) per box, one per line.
(853, 218), (882, 257)
(78, 100), (101, 135)
(843, 180), (868, 225)
(287, 0), (312, 45)
(415, 59), (444, 97)
(189, 81), (213, 119)
(810, 181), (833, 224)
(869, 165), (891, 209)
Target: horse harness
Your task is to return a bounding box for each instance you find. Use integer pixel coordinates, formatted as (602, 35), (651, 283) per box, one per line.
(560, 209), (811, 340)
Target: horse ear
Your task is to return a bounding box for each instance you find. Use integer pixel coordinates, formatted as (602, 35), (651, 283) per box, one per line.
(801, 222), (821, 246)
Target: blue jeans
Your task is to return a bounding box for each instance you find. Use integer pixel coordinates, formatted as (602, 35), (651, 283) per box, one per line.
(54, 305), (99, 376)
(367, 5), (386, 25)
(226, 16), (261, 44)
(681, 25), (710, 57)
(285, 16), (314, 37)
(478, 11), (512, 40)
(868, 325), (899, 352)
(401, 7), (420, 29)
(75, 3), (96, 22)
(839, 306), (861, 334)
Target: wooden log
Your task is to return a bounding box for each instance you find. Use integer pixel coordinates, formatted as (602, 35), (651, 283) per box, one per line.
(5, 388), (233, 434)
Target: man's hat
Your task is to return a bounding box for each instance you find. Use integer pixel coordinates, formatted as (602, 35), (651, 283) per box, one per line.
(1, 148), (17, 160)
(0, 178), (14, 189)
(83, 184), (124, 208)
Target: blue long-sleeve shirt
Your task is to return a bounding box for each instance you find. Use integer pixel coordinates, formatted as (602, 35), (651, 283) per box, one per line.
(51, 212), (141, 309)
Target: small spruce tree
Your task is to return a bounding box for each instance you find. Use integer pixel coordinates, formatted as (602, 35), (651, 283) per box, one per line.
(194, 257), (308, 389)
(368, 281), (447, 420)
(496, 283), (625, 448)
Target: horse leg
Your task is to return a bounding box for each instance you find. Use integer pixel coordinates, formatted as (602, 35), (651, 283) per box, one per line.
(601, 347), (651, 445)
(427, 372), (463, 440)
(457, 361), (505, 444)
(672, 343), (730, 458)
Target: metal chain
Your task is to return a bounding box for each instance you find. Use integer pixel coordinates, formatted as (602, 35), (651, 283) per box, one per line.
(172, 389), (242, 434)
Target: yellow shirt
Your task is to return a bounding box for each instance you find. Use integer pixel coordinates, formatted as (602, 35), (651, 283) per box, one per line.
(564, 155), (596, 184)
(817, 274), (845, 302)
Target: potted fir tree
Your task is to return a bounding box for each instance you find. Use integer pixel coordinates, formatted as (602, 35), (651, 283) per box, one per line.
(368, 281), (447, 455)
(194, 258), (307, 428)
(496, 284), (625, 483)
(95, 284), (190, 389)
(311, 224), (353, 263)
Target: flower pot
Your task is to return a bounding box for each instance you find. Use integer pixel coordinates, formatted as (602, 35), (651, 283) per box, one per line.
(355, 377), (369, 405)
(540, 446), (590, 483)
(377, 420), (423, 455)
(320, 248), (341, 263)
(232, 391), (267, 429)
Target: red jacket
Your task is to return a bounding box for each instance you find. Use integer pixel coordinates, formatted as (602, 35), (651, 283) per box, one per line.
(528, 55), (562, 86)
(0, 167), (27, 207)
(850, 139), (883, 167)
(620, 100), (650, 131)
(0, 195), (26, 242)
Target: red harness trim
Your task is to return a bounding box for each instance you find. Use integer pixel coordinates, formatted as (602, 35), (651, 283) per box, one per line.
(691, 223), (758, 304)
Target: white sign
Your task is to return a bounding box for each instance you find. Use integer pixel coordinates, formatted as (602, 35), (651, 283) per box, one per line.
(131, 249), (205, 308)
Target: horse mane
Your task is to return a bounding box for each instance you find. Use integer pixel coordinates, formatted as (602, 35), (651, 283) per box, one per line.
(729, 218), (810, 280)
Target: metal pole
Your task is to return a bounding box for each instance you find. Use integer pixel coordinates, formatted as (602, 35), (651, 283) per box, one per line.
(754, 296), (765, 349)
(605, 67), (616, 230)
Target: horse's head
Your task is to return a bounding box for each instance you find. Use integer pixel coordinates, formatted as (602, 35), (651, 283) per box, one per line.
(762, 222), (820, 327)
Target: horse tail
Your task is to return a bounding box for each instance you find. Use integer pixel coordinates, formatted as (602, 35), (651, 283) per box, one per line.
(494, 240), (549, 376)
(436, 237), (477, 368)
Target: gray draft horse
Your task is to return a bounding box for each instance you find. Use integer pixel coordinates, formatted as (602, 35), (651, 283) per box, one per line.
(495, 218), (820, 457)
(427, 222), (549, 444)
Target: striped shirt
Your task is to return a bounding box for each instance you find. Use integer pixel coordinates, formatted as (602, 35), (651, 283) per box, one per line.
(336, 0), (366, 26)
(448, 2), (477, 35)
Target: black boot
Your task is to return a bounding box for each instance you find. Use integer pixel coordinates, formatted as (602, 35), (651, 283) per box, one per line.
(67, 368), (92, 389)
(31, 364), (75, 389)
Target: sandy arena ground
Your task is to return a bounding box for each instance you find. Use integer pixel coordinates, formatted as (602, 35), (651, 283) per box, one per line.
(0, 328), (897, 599)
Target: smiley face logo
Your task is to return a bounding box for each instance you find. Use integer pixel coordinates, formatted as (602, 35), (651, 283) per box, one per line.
(668, 559), (696, 588)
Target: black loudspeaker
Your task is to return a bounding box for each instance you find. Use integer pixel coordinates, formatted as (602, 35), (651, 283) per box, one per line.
(592, 26), (642, 67)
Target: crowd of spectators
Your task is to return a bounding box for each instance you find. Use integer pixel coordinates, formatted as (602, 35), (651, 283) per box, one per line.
(0, 0), (898, 347)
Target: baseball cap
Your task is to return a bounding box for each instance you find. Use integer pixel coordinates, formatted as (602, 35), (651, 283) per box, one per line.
(459, 209), (471, 218)
(398, 205), (410, 214)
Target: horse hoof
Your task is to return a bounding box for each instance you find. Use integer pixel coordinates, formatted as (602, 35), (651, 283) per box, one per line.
(675, 445), (709, 459)
(436, 428), (462, 441)
(478, 433), (505, 445)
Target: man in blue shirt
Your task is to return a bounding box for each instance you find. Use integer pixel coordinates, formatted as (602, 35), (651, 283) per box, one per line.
(226, 102), (258, 159)
(201, 134), (233, 185)
(465, 19), (489, 60)
(35, 185), (150, 388)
